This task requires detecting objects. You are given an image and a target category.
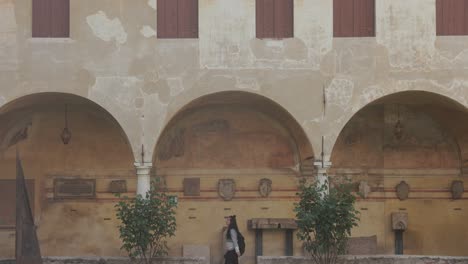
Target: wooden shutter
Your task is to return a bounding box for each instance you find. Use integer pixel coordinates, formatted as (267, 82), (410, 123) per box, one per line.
(32, 0), (51, 37)
(334, 0), (354, 37)
(274, 0), (293, 38)
(158, 0), (178, 38)
(354, 0), (374, 36)
(50, 0), (70, 37)
(257, 0), (275, 38)
(334, 0), (374, 37)
(437, 0), (467, 35)
(257, 0), (293, 39)
(256, 0), (265, 38)
(178, 0), (198, 38)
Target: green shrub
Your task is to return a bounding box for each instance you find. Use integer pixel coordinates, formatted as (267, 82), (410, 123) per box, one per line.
(295, 178), (359, 264)
(115, 180), (177, 264)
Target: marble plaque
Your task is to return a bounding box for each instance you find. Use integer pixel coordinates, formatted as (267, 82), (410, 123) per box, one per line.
(109, 180), (127, 193)
(54, 179), (96, 199)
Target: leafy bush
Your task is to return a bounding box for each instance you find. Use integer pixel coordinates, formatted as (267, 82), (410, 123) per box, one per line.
(295, 178), (359, 264)
(115, 181), (177, 264)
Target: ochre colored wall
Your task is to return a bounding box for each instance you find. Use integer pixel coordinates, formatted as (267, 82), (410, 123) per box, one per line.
(0, 106), (134, 257)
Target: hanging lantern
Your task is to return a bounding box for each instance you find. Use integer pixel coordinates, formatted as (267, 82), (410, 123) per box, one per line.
(61, 105), (72, 145)
(394, 105), (403, 140)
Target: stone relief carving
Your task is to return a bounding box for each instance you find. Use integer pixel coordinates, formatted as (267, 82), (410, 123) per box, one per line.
(359, 181), (371, 199)
(218, 179), (235, 201)
(259, 178), (272, 197)
(158, 127), (185, 161)
(391, 212), (408, 230)
(396, 181), (410, 201)
(451, 181), (464, 200)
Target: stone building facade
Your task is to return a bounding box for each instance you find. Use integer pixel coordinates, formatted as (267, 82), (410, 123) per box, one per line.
(0, 0), (468, 264)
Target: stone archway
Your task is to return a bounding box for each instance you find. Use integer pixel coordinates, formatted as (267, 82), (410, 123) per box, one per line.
(153, 91), (314, 260)
(330, 91), (468, 256)
(0, 92), (135, 257)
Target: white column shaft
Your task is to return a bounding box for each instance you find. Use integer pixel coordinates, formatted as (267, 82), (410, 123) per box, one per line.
(135, 162), (152, 196)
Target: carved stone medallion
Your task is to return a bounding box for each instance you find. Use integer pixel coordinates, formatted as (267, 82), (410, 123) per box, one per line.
(451, 181), (464, 200)
(259, 178), (272, 197)
(218, 179), (236, 201)
(359, 181), (371, 199)
(396, 181), (410, 201)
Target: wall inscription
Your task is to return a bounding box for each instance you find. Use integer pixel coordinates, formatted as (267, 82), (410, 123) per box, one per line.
(54, 179), (96, 199)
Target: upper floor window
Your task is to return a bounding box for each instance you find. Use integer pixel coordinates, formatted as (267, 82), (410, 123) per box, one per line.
(157, 0), (198, 38)
(32, 0), (70, 38)
(256, 0), (294, 39)
(333, 0), (375, 37)
(436, 0), (468, 35)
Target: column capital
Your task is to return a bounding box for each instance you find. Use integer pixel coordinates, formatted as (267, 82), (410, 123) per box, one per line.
(314, 161), (332, 172)
(134, 162), (153, 169)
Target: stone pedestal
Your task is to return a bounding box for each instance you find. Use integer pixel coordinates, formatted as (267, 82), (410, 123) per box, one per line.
(135, 162), (152, 196)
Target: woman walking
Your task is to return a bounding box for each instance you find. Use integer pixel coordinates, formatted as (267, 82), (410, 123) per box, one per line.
(224, 215), (240, 264)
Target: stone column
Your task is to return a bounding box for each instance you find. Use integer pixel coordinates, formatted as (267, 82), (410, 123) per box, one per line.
(135, 162), (152, 196)
(314, 160), (332, 194)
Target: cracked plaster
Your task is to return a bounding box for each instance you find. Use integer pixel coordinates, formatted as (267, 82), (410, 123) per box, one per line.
(1, 0), (468, 162)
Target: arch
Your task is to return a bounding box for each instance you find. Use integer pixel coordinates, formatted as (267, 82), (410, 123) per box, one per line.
(0, 92), (136, 256)
(331, 91), (468, 168)
(327, 88), (468, 156)
(0, 92), (135, 161)
(153, 91), (315, 171)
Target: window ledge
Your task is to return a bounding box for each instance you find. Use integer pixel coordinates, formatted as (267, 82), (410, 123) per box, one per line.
(28, 38), (75, 44)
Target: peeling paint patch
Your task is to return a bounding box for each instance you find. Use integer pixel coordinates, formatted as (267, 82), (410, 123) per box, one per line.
(0, 96), (5, 108)
(327, 78), (354, 109)
(89, 76), (142, 110)
(376, 0), (436, 69)
(148, 0), (157, 10)
(86, 11), (127, 44)
(140, 26), (156, 38)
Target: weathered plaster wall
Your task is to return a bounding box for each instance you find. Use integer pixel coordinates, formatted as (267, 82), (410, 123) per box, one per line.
(1, 0), (468, 260)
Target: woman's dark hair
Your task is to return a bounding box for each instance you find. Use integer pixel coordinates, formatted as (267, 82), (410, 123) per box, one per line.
(226, 215), (240, 239)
